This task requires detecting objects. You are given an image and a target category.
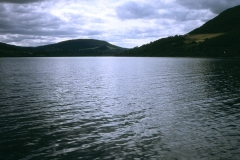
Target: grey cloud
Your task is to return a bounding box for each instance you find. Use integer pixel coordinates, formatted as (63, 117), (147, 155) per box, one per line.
(84, 30), (103, 36)
(0, 5), (61, 34)
(177, 0), (240, 14)
(116, 1), (215, 22)
(172, 10), (215, 22)
(116, 1), (160, 20)
(1, 34), (41, 43)
(0, 34), (61, 46)
(0, 3), (83, 46)
(0, 0), (45, 4)
(0, 2), (105, 46)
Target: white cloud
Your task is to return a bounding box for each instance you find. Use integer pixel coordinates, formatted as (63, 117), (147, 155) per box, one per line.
(0, 0), (239, 48)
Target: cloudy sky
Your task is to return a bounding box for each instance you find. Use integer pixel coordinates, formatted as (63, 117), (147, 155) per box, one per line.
(0, 0), (239, 48)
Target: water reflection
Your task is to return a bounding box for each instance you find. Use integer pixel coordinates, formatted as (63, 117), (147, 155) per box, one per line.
(0, 57), (240, 159)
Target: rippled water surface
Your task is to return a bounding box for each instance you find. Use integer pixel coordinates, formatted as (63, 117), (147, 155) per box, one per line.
(0, 57), (240, 160)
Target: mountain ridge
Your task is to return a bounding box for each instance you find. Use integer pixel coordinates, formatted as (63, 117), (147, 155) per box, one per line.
(0, 39), (127, 57)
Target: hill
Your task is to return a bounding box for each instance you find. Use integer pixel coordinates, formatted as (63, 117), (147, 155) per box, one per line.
(0, 39), (127, 57)
(0, 42), (33, 57)
(189, 5), (240, 34)
(118, 5), (240, 57)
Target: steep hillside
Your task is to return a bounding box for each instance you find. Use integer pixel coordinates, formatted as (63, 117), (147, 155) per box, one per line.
(0, 39), (127, 57)
(118, 5), (240, 57)
(189, 5), (240, 34)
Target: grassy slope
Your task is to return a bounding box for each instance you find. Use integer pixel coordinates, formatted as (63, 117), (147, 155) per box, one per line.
(184, 33), (224, 43)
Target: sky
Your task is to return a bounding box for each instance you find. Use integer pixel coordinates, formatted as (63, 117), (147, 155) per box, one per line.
(0, 0), (240, 48)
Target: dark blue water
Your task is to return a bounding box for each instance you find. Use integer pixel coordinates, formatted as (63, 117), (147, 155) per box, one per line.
(0, 57), (240, 160)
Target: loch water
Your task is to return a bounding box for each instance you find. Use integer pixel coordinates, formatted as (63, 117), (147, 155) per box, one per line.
(0, 57), (240, 160)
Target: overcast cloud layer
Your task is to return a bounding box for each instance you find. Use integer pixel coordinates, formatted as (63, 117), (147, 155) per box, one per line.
(0, 0), (239, 48)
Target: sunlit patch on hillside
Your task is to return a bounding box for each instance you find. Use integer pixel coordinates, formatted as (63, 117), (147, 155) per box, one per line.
(184, 33), (225, 43)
